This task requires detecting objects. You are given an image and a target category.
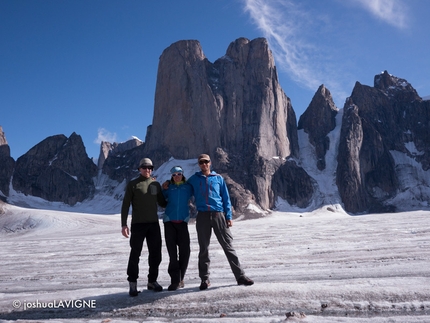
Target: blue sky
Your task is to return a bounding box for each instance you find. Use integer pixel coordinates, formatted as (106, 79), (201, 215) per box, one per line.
(1, 0), (429, 161)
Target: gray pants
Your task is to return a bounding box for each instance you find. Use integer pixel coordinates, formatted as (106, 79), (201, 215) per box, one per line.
(196, 211), (245, 281)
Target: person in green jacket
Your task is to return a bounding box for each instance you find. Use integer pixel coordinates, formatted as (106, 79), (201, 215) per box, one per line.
(121, 158), (167, 296)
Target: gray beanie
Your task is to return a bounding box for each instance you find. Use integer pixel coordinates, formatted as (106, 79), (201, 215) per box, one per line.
(138, 158), (153, 169)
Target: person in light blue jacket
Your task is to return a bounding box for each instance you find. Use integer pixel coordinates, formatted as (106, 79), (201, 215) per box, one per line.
(162, 166), (193, 291)
(187, 154), (254, 290)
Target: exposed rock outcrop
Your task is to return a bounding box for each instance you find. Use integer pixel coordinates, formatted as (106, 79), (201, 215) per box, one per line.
(272, 159), (316, 208)
(146, 38), (298, 161)
(98, 142), (115, 170)
(336, 71), (428, 213)
(102, 143), (146, 183)
(141, 37), (306, 213)
(98, 137), (143, 170)
(298, 85), (338, 170)
(12, 132), (97, 205)
(0, 126), (15, 197)
(374, 71), (430, 170)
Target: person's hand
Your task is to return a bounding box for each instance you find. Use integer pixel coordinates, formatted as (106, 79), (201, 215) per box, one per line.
(162, 180), (170, 190)
(227, 220), (233, 227)
(122, 226), (130, 238)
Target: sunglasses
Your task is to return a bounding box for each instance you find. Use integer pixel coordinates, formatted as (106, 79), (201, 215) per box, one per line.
(172, 173), (183, 177)
(199, 160), (210, 165)
(140, 166), (153, 170)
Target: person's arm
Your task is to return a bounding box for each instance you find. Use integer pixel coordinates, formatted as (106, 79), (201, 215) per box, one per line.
(121, 226), (130, 238)
(162, 180), (170, 190)
(219, 176), (233, 221)
(156, 182), (168, 208)
(162, 185), (169, 200)
(121, 183), (133, 237)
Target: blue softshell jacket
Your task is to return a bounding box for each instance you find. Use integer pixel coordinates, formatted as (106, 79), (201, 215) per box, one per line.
(187, 171), (233, 220)
(162, 182), (193, 223)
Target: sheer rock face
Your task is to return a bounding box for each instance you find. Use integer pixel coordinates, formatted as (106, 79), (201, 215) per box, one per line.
(272, 160), (316, 208)
(146, 37), (298, 162)
(102, 144), (146, 183)
(98, 138), (143, 170)
(12, 132), (97, 205)
(298, 85), (338, 170)
(0, 127), (7, 146)
(336, 71), (428, 213)
(0, 126), (15, 196)
(142, 38), (305, 213)
(98, 141), (115, 170)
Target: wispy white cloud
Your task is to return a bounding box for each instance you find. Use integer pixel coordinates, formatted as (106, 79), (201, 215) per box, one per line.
(350, 0), (408, 29)
(94, 128), (117, 144)
(242, 0), (349, 107)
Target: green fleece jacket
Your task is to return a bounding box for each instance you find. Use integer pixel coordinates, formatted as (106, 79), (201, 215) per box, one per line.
(121, 175), (167, 227)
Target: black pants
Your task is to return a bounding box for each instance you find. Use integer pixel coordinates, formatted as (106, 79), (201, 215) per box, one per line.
(164, 221), (190, 284)
(127, 222), (162, 283)
(196, 211), (245, 281)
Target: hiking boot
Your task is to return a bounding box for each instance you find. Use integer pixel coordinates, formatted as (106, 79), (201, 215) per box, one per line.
(168, 282), (179, 291)
(129, 281), (139, 297)
(199, 279), (211, 290)
(147, 281), (163, 292)
(237, 275), (254, 286)
(179, 280), (184, 288)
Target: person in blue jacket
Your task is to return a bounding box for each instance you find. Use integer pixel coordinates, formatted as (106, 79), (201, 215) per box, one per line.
(162, 166), (193, 291)
(187, 154), (254, 290)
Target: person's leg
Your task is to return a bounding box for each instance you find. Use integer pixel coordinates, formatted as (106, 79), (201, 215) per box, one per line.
(196, 212), (212, 280)
(146, 222), (162, 283)
(211, 212), (245, 280)
(127, 223), (146, 282)
(177, 221), (191, 282)
(164, 222), (181, 284)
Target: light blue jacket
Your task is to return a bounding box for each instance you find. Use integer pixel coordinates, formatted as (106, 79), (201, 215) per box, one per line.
(163, 181), (192, 223)
(187, 171), (233, 220)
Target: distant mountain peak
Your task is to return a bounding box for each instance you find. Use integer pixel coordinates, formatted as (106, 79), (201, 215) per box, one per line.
(374, 70), (420, 101)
